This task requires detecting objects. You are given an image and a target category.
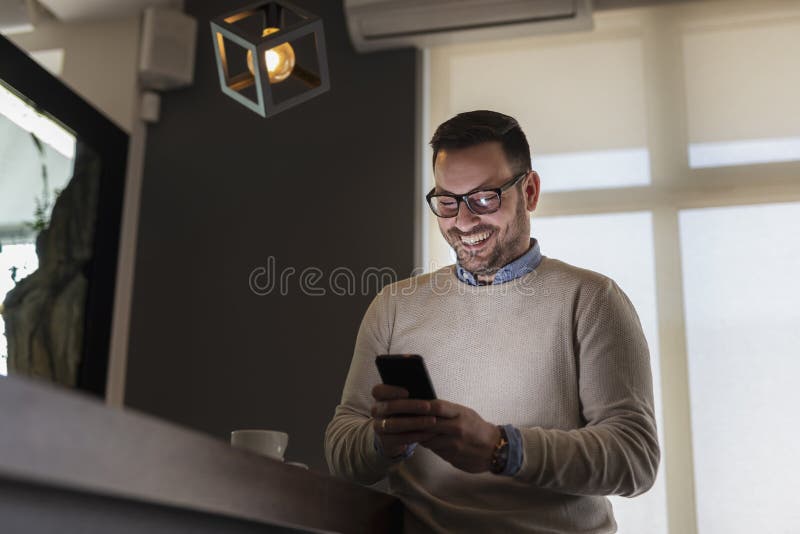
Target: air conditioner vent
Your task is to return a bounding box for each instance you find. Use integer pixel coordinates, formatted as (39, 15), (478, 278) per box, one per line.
(345, 0), (593, 52)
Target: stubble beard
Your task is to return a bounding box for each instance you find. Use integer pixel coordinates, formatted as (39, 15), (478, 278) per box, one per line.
(447, 194), (528, 278)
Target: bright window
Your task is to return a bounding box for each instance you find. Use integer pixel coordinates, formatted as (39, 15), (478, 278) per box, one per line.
(0, 82), (75, 236)
(423, 2), (800, 532)
(679, 202), (800, 533)
(683, 19), (800, 168)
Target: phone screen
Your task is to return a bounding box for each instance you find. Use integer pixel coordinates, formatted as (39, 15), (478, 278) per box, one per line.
(375, 354), (437, 400)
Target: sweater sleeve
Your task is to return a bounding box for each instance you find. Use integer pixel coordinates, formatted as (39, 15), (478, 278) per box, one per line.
(324, 291), (397, 484)
(513, 278), (660, 497)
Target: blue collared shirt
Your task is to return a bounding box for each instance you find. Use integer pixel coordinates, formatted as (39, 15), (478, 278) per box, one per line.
(375, 238), (542, 476)
(455, 238), (543, 286)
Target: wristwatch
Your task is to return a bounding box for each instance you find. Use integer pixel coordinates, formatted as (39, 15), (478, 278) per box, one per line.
(490, 425), (509, 474)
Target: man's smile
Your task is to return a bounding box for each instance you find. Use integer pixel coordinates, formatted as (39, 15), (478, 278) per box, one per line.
(460, 230), (492, 247)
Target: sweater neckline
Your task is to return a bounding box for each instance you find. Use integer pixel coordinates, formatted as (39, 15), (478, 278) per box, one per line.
(434, 257), (547, 295)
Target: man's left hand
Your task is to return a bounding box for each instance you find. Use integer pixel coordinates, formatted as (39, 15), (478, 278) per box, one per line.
(420, 400), (501, 473)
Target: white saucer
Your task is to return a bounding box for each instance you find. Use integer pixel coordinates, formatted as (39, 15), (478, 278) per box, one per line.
(285, 461), (309, 469)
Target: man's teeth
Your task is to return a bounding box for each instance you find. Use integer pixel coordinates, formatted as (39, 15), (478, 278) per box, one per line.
(461, 231), (490, 245)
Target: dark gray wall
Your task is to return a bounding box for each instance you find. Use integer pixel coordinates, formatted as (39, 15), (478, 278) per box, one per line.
(125, 0), (417, 472)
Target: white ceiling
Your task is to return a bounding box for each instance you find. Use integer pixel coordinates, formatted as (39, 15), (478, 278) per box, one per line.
(36, 0), (182, 22)
(31, 0), (691, 23)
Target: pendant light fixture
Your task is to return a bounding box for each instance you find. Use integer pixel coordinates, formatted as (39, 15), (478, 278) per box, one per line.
(210, 1), (330, 118)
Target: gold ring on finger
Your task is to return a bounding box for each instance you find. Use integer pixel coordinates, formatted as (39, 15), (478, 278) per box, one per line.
(381, 418), (388, 432)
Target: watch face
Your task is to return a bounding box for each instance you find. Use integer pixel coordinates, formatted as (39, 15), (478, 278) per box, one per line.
(490, 427), (510, 474)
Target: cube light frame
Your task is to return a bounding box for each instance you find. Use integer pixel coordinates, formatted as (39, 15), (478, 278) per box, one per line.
(210, 0), (330, 118)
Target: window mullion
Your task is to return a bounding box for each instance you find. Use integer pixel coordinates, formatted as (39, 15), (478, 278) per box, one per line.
(642, 8), (698, 534)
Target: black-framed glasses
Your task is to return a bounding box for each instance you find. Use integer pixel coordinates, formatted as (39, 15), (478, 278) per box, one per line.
(426, 171), (529, 218)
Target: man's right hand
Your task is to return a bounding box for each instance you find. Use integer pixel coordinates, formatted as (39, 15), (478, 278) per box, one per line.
(371, 384), (437, 459)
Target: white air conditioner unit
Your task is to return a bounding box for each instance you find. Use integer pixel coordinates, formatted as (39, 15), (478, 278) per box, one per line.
(344, 0), (594, 53)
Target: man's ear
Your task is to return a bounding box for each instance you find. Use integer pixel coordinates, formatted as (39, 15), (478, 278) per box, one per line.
(525, 171), (541, 212)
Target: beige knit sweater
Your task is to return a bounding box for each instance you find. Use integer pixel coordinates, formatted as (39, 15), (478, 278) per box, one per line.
(325, 258), (659, 533)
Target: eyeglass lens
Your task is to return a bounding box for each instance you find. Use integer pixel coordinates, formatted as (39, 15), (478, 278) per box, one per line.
(430, 191), (501, 217)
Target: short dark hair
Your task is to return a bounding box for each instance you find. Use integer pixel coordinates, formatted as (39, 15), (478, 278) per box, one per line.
(429, 110), (531, 175)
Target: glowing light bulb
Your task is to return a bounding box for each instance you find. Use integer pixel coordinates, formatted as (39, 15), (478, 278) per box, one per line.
(246, 27), (295, 84)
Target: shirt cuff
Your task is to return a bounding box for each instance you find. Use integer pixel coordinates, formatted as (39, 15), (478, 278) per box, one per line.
(373, 431), (417, 461)
(499, 424), (523, 476)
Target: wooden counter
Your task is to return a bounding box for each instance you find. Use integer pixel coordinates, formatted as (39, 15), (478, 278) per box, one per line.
(0, 376), (402, 533)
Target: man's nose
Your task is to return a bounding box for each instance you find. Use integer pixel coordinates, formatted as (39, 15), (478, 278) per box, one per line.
(454, 199), (480, 230)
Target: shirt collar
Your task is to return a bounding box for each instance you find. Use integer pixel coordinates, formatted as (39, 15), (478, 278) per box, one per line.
(456, 238), (543, 286)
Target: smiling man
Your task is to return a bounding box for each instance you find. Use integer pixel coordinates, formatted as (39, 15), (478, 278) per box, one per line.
(325, 110), (659, 533)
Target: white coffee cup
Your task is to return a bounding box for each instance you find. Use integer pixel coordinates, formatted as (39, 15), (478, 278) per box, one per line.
(230, 430), (289, 460)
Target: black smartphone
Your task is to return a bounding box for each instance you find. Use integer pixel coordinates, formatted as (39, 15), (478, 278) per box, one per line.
(375, 354), (437, 400)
